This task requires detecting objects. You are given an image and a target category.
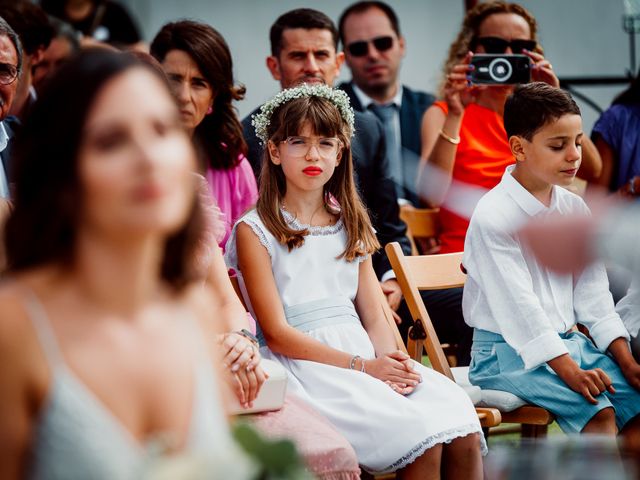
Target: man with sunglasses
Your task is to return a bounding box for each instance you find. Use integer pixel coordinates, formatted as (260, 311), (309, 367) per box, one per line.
(0, 16), (21, 200)
(338, 1), (435, 207)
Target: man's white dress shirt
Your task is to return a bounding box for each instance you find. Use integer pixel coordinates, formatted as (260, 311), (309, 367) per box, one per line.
(0, 121), (10, 198)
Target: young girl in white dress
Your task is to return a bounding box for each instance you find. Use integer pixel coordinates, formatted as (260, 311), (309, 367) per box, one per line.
(226, 84), (486, 478)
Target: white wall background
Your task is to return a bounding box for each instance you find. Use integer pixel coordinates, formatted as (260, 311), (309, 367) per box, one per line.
(120, 0), (634, 132)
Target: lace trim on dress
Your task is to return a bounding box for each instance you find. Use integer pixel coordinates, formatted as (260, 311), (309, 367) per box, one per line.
(240, 218), (274, 259)
(367, 423), (487, 474)
(281, 208), (344, 236)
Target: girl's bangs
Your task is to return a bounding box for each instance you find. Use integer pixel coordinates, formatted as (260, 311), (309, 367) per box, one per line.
(282, 96), (344, 139)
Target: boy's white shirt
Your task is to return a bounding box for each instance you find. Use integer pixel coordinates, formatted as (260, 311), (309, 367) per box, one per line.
(462, 165), (629, 370)
(617, 277), (640, 338)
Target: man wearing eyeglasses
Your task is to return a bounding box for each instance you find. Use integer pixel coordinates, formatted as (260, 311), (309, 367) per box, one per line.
(0, 1), (53, 121)
(338, 1), (435, 207)
(0, 16), (21, 200)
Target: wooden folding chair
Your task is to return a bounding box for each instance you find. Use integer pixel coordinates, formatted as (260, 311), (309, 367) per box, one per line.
(385, 242), (554, 438)
(399, 205), (440, 256)
(377, 276), (501, 431)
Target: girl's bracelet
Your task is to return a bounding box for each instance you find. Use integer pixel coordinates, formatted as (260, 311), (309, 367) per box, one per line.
(439, 129), (460, 145)
(349, 355), (366, 372)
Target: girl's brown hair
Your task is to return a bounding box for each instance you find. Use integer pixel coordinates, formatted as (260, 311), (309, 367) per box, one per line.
(438, 1), (541, 97)
(257, 96), (379, 261)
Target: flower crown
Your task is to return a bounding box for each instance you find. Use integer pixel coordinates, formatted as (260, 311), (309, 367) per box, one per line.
(252, 83), (355, 144)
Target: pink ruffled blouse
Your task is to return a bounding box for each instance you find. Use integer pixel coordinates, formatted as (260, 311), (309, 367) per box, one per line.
(205, 155), (258, 251)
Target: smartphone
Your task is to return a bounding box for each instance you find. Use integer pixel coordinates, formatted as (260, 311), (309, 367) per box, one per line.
(469, 54), (531, 85)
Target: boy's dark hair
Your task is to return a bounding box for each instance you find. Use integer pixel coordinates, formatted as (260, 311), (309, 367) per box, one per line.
(270, 8), (338, 57)
(338, 1), (400, 46)
(504, 82), (580, 140)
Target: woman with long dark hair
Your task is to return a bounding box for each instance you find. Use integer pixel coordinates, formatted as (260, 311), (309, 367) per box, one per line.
(150, 21), (258, 250)
(0, 49), (238, 478)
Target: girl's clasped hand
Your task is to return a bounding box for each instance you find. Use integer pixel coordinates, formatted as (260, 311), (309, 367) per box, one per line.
(365, 350), (423, 395)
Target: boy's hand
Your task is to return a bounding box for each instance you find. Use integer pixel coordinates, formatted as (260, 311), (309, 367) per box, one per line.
(549, 354), (614, 404)
(621, 362), (640, 391)
(567, 368), (615, 404)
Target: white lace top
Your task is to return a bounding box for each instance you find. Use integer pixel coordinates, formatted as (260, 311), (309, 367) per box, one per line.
(225, 208), (364, 309)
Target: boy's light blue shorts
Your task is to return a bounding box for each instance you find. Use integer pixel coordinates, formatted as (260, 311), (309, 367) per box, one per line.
(469, 328), (640, 433)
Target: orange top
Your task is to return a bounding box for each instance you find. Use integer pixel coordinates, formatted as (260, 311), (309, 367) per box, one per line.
(434, 101), (514, 253)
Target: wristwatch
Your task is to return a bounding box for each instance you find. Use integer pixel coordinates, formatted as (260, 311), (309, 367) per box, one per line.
(629, 176), (639, 196)
(235, 328), (259, 346)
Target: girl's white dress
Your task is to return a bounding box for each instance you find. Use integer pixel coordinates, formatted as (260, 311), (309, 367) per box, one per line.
(226, 209), (486, 474)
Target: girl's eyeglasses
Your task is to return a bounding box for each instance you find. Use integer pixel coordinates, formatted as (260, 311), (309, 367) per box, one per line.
(280, 136), (343, 158)
(473, 37), (537, 54)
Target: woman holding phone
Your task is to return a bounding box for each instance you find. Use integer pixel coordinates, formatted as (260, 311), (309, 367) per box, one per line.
(417, 1), (599, 254)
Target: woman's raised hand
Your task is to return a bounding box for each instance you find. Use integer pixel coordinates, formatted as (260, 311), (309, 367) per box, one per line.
(444, 51), (478, 115)
(365, 350), (422, 393)
(524, 49), (560, 87)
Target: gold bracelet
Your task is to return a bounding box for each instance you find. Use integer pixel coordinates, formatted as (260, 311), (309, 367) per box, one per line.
(439, 129), (460, 145)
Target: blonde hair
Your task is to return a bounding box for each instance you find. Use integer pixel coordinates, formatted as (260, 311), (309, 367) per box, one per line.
(438, 1), (541, 97)
(257, 95), (380, 261)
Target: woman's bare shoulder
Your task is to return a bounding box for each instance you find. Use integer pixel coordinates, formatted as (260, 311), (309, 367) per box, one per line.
(181, 283), (221, 336)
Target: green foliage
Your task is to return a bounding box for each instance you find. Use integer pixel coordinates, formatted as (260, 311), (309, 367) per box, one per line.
(232, 422), (316, 480)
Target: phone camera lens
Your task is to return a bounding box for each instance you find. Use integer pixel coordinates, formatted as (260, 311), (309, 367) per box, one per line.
(488, 58), (513, 83)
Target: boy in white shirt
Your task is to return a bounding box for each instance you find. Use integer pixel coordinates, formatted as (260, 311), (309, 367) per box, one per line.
(463, 82), (640, 443)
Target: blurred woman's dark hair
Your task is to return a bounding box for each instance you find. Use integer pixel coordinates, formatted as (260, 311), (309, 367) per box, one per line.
(4, 49), (204, 291)
(150, 20), (247, 171)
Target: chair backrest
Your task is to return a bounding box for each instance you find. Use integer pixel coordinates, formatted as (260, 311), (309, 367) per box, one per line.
(385, 242), (466, 380)
(399, 205), (440, 255)
(378, 285), (409, 355)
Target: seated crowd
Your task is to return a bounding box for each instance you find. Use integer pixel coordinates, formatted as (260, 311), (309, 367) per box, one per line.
(0, 1), (638, 479)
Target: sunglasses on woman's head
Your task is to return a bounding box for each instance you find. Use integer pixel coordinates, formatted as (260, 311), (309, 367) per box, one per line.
(346, 36), (394, 57)
(474, 37), (537, 54)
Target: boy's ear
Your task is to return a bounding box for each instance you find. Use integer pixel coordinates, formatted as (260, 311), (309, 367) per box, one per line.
(267, 141), (281, 165)
(509, 135), (526, 162)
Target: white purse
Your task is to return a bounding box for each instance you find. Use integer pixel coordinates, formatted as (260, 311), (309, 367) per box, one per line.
(228, 359), (288, 415)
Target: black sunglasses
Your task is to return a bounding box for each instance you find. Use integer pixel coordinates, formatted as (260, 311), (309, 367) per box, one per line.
(346, 36), (394, 57)
(474, 36), (537, 54)
(0, 62), (18, 85)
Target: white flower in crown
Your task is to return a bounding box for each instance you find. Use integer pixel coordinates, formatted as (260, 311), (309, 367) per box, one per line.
(252, 83), (355, 144)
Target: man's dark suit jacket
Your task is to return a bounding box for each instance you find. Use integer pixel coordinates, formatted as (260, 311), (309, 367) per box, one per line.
(241, 106), (412, 279)
(339, 81), (435, 206)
